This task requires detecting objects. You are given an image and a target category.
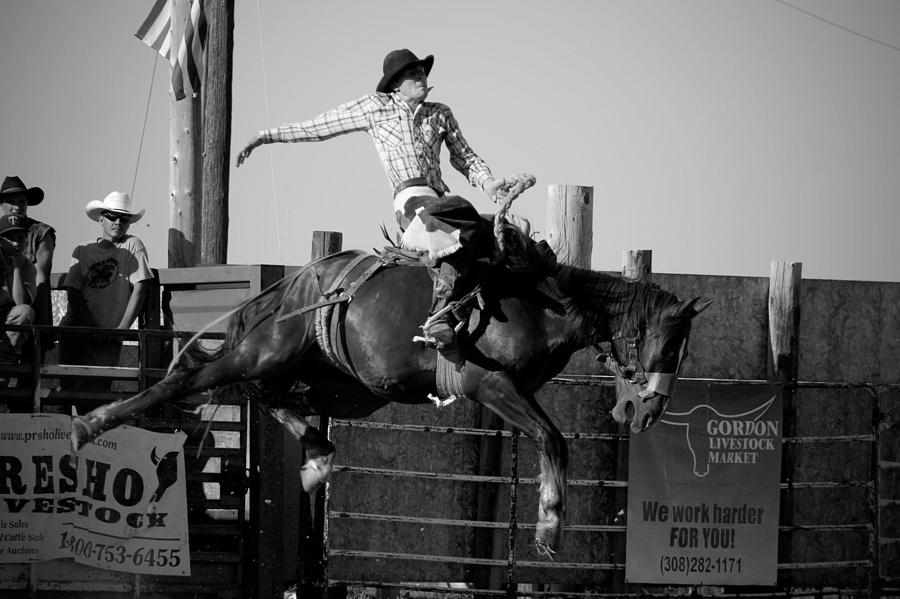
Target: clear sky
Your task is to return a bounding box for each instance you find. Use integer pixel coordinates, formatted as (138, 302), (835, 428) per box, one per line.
(2, 0), (899, 281)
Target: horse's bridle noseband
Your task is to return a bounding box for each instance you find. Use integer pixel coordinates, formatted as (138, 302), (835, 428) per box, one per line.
(595, 324), (689, 399)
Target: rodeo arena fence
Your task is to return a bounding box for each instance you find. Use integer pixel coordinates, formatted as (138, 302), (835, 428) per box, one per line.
(1, 236), (899, 598)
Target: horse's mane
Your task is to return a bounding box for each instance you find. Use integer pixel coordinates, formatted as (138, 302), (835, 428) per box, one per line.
(555, 267), (682, 339)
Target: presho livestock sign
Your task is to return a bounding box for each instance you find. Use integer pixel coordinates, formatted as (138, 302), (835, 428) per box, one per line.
(0, 414), (190, 576)
(625, 382), (782, 586)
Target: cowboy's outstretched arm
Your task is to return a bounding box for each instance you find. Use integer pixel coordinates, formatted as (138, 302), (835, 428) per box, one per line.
(236, 95), (374, 167)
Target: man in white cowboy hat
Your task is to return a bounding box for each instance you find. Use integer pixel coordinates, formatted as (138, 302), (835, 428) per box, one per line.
(0, 214), (36, 364)
(0, 176), (55, 354)
(58, 191), (153, 384)
(236, 49), (522, 359)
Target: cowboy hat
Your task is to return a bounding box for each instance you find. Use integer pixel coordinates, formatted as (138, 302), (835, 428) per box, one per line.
(85, 191), (145, 223)
(0, 176), (44, 206)
(376, 49), (434, 93)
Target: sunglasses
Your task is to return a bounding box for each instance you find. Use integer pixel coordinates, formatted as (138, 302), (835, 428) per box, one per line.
(101, 211), (131, 224)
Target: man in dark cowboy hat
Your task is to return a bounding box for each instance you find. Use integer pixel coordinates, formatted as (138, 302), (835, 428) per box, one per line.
(0, 176), (55, 357)
(237, 49), (515, 356)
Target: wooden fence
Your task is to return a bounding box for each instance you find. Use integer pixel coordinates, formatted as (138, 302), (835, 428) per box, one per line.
(1, 255), (898, 597)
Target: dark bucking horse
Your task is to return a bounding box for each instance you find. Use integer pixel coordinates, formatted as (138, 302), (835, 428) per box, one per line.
(70, 216), (710, 557)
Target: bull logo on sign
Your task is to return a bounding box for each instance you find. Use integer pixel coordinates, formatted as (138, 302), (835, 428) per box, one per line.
(660, 395), (778, 478)
(149, 447), (180, 503)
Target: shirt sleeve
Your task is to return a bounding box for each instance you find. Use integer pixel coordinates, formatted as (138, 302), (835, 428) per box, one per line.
(260, 94), (375, 143)
(443, 106), (493, 190)
(126, 238), (154, 285)
(64, 247), (84, 290)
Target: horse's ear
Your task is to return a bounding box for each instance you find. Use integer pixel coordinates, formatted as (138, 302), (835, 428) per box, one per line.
(672, 297), (713, 319)
(685, 297), (713, 318)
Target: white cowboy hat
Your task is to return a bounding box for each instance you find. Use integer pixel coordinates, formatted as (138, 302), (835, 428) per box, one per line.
(85, 191), (145, 223)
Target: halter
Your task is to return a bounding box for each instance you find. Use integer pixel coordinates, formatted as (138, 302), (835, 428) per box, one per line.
(595, 323), (689, 399)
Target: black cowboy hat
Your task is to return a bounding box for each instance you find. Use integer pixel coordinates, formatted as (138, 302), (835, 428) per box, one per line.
(0, 176), (44, 206)
(376, 49), (434, 93)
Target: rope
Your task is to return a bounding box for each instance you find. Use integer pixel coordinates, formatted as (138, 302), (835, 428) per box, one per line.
(773, 0), (900, 54)
(492, 172), (536, 252)
(131, 54), (159, 199)
(255, 0), (283, 261)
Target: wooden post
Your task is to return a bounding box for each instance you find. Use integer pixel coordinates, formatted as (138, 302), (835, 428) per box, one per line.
(200, 0), (234, 265)
(622, 250), (652, 282)
(299, 231), (343, 599)
(531, 188), (594, 595)
(768, 260), (801, 588)
(168, 0), (202, 268)
(612, 250), (651, 593)
(768, 261), (802, 382)
(546, 184), (593, 268)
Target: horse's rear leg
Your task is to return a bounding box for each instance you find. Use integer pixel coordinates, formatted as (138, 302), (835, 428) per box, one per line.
(72, 368), (199, 451)
(267, 405), (336, 493)
(470, 371), (568, 557)
(72, 338), (305, 451)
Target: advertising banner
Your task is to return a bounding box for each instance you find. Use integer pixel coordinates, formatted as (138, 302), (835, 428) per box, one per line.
(0, 413), (190, 576)
(626, 382), (782, 586)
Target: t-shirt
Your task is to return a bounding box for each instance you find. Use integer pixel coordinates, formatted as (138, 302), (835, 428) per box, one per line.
(64, 235), (153, 329)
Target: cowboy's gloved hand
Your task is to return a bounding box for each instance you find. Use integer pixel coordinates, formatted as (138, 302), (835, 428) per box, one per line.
(236, 134), (264, 167)
(483, 177), (510, 203)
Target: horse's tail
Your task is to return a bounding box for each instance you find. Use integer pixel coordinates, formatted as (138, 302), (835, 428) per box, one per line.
(172, 271), (302, 372)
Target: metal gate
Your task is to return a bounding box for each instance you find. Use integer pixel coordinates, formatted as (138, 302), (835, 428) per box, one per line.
(318, 376), (893, 598)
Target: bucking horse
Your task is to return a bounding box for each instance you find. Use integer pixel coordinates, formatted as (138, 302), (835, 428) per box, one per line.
(70, 184), (710, 557)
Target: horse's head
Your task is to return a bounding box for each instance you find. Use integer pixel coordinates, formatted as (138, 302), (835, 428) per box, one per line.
(604, 296), (712, 433)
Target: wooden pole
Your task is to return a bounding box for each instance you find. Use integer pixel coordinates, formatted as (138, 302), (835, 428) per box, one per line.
(200, 0), (234, 265)
(536, 188), (594, 595)
(168, 0), (202, 268)
(546, 184), (593, 268)
(622, 250), (652, 282)
(768, 261), (802, 382)
(768, 260), (801, 589)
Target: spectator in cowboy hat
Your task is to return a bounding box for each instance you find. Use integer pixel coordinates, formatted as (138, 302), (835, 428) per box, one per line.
(59, 191), (152, 389)
(236, 49), (523, 359)
(0, 176), (55, 356)
(0, 214), (36, 364)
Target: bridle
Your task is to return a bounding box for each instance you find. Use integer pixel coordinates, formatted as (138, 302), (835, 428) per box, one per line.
(595, 321), (690, 399)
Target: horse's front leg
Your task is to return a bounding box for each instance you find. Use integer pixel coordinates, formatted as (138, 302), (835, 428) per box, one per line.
(469, 370), (569, 557)
(267, 404), (336, 493)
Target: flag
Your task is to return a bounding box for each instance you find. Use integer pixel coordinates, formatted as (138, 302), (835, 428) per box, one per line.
(135, 0), (173, 59)
(171, 0), (208, 101)
(135, 0), (207, 101)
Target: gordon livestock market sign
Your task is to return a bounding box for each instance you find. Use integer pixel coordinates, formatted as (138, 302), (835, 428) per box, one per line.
(0, 413), (190, 576)
(626, 382), (782, 586)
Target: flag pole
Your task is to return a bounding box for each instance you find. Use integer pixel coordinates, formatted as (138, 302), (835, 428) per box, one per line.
(200, 0), (234, 265)
(169, 0), (202, 267)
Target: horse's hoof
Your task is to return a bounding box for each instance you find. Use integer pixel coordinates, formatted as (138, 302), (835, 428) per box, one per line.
(534, 537), (558, 560)
(71, 417), (95, 453)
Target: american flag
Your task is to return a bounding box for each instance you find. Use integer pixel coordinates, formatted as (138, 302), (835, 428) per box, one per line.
(135, 0), (207, 101)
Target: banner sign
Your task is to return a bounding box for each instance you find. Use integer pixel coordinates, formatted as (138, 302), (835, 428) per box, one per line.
(626, 382), (782, 586)
(0, 414), (190, 576)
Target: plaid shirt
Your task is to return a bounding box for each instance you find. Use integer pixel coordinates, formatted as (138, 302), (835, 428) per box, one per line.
(261, 92), (493, 195)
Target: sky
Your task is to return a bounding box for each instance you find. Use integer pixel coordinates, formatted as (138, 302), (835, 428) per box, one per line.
(2, 0), (899, 282)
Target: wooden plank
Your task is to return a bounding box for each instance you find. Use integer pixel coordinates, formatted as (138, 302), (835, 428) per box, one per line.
(157, 264), (258, 286)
